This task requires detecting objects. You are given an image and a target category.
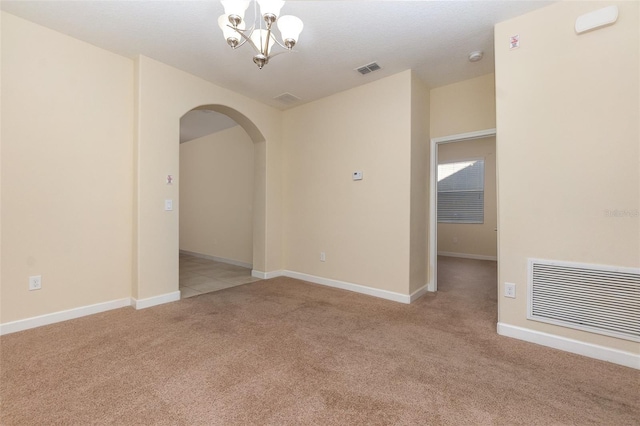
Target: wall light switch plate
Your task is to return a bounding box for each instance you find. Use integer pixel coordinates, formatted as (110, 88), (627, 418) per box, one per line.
(164, 199), (173, 211)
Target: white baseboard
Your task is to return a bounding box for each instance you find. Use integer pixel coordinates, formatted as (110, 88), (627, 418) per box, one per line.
(132, 291), (181, 310)
(438, 251), (497, 261)
(2, 290), (183, 335)
(180, 249), (252, 269)
(0, 298), (131, 336)
(282, 270), (411, 304)
(251, 269), (420, 304)
(497, 322), (640, 370)
(252, 270), (283, 279)
(410, 284), (431, 302)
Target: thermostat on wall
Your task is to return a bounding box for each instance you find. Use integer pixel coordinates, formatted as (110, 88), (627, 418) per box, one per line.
(352, 171), (363, 181)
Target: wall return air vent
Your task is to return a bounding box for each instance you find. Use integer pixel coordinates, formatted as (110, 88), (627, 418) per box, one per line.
(528, 259), (640, 342)
(355, 62), (382, 75)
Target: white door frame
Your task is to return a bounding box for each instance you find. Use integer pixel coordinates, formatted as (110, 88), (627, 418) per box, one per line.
(428, 128), (497, 292)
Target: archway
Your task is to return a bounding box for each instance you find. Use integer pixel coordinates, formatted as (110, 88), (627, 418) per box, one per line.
(177, 106), (262, 297)
(133, 57), (283, 307)
(132, 64), (281, 309)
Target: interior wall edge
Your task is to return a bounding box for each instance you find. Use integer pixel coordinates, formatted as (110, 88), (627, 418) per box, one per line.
(131, 291), (181, 310)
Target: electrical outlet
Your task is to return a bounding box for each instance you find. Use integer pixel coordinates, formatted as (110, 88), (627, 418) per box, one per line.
(320, 252), (326, 262)
(504, 282), (516, 298)
(29, 275), (42, 291)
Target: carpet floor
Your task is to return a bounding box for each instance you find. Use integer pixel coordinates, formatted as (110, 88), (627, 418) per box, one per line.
(1, 257), (638, 425)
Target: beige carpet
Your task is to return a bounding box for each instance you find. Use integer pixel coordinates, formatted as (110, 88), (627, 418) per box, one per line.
(1, 257), (638, 425)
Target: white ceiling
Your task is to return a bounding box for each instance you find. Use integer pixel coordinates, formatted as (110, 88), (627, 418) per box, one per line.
(1, 0), (554, 111)
(180, 110), (238, 143)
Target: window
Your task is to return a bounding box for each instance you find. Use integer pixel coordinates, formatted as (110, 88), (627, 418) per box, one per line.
(437, 159), (484, 223)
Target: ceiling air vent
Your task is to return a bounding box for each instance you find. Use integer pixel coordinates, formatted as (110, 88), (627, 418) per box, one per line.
(274, 92), (302, 105)
(356, 62), (382, 75)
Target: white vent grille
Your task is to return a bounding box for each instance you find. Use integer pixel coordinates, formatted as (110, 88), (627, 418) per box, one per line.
(355, 62), (382, 75)
(528, 259), (640, 342)
(274, 92), (301, 105)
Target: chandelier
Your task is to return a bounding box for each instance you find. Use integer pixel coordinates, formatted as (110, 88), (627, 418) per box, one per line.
(218, 0), (304, 69)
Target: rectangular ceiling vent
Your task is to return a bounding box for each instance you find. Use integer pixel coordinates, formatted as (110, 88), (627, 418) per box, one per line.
(274, 92), (302, 105)
(528, 259), (640, 342)
(355, 62), (382, 75)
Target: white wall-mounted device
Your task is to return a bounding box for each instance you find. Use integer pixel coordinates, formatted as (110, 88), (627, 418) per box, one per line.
(504, 282), (516, 298)
(352, 171), (363, 181)
(29, 275), (42, 291)
(575, 5), (618, 34)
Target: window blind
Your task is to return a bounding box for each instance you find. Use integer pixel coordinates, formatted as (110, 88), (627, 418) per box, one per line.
(437, 160), (484, 223)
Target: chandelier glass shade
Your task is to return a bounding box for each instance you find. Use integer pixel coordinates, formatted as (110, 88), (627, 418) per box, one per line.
(218, 0), (303, 69)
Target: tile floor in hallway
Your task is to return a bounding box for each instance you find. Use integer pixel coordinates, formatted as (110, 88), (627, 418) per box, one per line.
(179, 253), (261, 298)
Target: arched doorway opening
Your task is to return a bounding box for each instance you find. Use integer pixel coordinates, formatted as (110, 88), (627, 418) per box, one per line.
(177, 105), (265, 298)
(133, 56), (279, 307)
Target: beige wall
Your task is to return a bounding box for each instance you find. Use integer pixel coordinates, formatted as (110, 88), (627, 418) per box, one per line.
(135, 56), (283, 300)
(282, 70), (416, 294)
(1, 9), (4, 323)
(179, 126), (254, 265)
(410, 72), (431, 293)
(437, 137), (497, 259)
(0, 13), (134, 323)
(430, 73), (496, 138)
(495, 1), (639, 353)
(1, 11), (429, 321)
(0, 12), (284, 322)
